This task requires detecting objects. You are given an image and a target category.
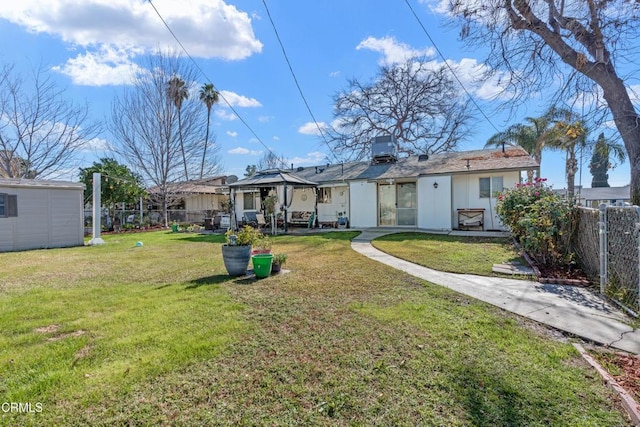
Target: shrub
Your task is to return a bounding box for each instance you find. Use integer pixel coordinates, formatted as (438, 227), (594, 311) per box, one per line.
(496, 178), (573, 267)
(225, 225), (262, 246)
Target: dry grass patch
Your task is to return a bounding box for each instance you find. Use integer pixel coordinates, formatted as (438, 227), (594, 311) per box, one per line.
(0, 231), (630, 426)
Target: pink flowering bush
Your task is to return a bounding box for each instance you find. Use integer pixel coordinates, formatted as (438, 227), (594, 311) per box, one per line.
(496, 178), (573, 267)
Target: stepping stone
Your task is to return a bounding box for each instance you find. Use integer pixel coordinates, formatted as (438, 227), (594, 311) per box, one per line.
(492, 263), (534, 275)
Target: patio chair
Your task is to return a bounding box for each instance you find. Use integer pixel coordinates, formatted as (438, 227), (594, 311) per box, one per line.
(256, 213), (267, 229)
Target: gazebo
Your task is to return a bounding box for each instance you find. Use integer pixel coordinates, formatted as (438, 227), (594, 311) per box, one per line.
(227, 169), (318, 233)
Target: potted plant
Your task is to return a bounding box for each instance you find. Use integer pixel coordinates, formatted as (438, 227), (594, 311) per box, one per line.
(271, 253), (288, 273)
(251, 235), (272, 255)
(222, 226), (262, 276)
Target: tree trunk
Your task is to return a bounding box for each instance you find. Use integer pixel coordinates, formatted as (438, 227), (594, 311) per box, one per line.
(200, 108), (211, 179)
(566, 147), (578, 201)
(178, 111), (189, 181)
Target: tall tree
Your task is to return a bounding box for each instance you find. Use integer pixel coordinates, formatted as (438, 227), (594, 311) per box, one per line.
(167, 75), (190, 181)
(257, 151), (286, 171)
(329, 58), (472, 160)
(244, 165), (257, 178)
(78, 158), (145, 220)
(198, 83), (219, 179)
(447, 1), (640, 204)
(110, 53), (211, 226)
(589, 132), (626, 188)
(0, 64), (99, 179)
(485, 107), (567, 182)
(590, 133), (611, 188)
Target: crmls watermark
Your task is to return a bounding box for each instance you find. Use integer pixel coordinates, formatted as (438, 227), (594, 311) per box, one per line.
(1, 402), (43, 413)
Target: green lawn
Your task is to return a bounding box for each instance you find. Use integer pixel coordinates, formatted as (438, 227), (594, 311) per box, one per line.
(372, 232), (526, 276)
(0, 230), (628, 425)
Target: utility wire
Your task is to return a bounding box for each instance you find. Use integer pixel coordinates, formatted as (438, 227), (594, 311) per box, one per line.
(261, 0), (340, 164)
(403, 0), (501, 134)
(147, 0), (285, 169)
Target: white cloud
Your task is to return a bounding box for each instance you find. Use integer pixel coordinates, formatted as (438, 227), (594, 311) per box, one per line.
(1, 0), (262, 86)
(228, 146), (261, 155)
(219, 90), (261, 108)
(356, 36), (435, 66)
(226, 130), (238, 137)
(258, 115), (273, 123)
(216, 109), (238, 121)
(0, 0), (262, 59)
(329, 71), (340, 78)
(298, 122), (327, 136)
(288, 151), (327, 166)
(81, 137), (110, 151)
(272, 136), (280, 141)
(52, 45), (146, 86)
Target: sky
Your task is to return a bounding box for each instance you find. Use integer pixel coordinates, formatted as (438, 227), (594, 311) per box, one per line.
(0, 0), (633, 189)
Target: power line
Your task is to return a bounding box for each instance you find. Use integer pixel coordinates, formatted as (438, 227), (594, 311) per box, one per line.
(403, 0), (501, 134)
(261, 0), (340, 164)
(147, 0), (286, 169)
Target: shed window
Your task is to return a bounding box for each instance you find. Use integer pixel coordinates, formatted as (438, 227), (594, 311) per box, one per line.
(318, 188), (332, 204)
(243, 192), (255, 210)
(0, 194), (17, 218)
(479, 177), (504, 198)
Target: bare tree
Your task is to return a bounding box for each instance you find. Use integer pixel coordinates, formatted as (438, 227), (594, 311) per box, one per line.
(329, 59), (473, 160)
(109, 53), (216, 226)
(257, 151), (286, 171)
(448, 1), (640, 203)
(0, 64), (99, 179)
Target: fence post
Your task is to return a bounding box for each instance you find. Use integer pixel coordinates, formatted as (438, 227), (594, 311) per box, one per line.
(598, 203), (607, 295)
(636, 207), (640, 311)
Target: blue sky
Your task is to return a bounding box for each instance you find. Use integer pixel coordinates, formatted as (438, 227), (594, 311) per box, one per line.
(0, 0), (632, 188)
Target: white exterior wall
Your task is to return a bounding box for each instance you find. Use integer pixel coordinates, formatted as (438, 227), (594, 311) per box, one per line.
(316, 185), (349, 224)
(349, 181), (377, 228)
(417, 176), (452, 230)
(184, 194), (223, 212)
(452, 171), (520, 231)
(0, 182), (84, 252)
(289, 188), (316, 212)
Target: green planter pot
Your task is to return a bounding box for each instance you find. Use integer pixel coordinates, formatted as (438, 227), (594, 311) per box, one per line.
(222, 245), (252, 276)
(171, 224), (179, 233)
(252, 254), (274, 279)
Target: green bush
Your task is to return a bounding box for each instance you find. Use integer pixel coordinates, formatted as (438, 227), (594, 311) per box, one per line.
(496, 178), (573, 267)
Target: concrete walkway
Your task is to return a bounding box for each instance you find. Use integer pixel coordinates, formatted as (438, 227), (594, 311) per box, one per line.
(351, 229), (640, 354)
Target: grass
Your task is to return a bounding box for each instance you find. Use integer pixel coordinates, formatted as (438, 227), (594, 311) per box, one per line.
(0, 230), (629, 425)
(371, 232), (525, 276)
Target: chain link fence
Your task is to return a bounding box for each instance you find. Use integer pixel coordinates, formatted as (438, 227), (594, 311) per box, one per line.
(83, 209), (209, 230)
(573, 205), (640, 315)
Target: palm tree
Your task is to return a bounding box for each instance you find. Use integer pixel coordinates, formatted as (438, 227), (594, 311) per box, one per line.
(167, 76), (190, 181)
(485, 107), (564, 182)
(198, 83), (219, 179)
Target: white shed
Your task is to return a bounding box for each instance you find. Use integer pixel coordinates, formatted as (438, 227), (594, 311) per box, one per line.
(0, 178), (85, 252)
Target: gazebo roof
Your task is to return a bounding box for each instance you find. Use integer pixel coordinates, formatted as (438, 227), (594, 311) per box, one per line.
(227, 169), (318, 188)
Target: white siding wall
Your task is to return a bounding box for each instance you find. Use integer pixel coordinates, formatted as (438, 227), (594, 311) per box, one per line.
(349, 181), (377, 228)
(417, 176), (452, 230)
(0, 183), (84, 252)
(452, 171), (520, 231)
(289, 188), (316, 212)
(316, 185), (349, 224)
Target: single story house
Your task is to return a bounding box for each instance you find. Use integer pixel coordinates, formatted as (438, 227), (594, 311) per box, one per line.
(228, 146), (539, 231)
(575, 185), (631, 208)
(0, 178), (85, 252)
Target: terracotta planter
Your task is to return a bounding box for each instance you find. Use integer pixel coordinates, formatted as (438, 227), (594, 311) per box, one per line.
(222, 245), (252, 276)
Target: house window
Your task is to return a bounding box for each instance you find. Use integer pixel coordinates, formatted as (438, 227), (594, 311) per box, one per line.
(243, 192), (255, 210)
(492, 176), (504, 196)
(318, 188), (332, 204)
(0, 194), (17, 218)
(479, 178), (491, 198)
(479, 176), (504, 198)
